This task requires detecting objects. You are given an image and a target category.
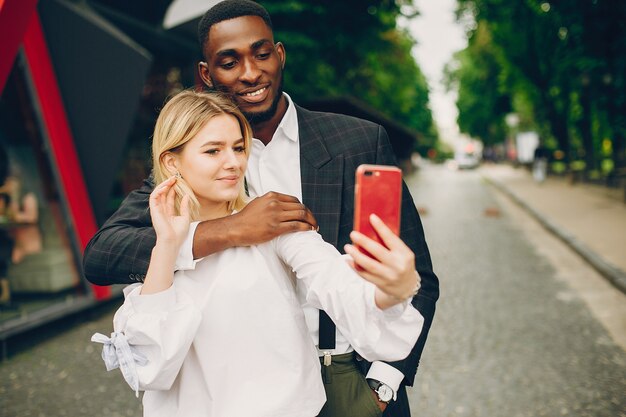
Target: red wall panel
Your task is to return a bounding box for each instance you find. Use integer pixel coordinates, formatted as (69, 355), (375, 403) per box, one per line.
(22, 11), (109, 299)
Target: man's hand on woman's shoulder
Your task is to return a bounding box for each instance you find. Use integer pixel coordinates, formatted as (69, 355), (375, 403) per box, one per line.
(191, 191), (318, 259)
(233, 191), (318, 244)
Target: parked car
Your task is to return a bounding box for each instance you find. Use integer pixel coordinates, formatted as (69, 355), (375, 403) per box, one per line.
(454, 151), (480, 169)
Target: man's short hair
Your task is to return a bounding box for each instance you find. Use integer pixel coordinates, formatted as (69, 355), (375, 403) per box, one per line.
(198, 0), (273, 56)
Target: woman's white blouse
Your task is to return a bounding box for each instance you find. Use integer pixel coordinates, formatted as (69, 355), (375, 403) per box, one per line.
(106, 229), (423, 417)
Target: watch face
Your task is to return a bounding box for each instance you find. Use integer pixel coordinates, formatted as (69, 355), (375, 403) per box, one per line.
(377, 384), (394, 402)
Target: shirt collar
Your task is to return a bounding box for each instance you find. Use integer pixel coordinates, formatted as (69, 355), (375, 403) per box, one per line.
(274, 93), (298, 143)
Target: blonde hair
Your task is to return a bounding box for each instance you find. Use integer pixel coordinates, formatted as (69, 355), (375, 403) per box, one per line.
(152, 89), (252, 220)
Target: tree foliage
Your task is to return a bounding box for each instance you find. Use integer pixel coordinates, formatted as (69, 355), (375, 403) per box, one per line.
(450, 0), (626, 173)
(445, 22), (510, 146)
(260, 0), (438, 152)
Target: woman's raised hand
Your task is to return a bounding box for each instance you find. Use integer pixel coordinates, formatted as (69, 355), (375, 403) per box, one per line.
(344, 214), (421, 309)
(149, 177), (191, 249)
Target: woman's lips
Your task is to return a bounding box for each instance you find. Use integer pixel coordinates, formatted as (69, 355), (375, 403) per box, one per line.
(218, 176), (240, 185)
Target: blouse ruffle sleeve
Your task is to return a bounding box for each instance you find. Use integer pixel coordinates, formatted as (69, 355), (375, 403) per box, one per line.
(93, 283), (201, 393)
(274, 231), (424, 362)
(174, 221), (203, 271)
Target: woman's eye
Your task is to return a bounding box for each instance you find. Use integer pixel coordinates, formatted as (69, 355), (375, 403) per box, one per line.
(205, 149), (219, 155)
(234, 146), (246, 153)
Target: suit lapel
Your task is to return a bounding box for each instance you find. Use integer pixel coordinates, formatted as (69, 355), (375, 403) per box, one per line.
(296, 105), (343, 247)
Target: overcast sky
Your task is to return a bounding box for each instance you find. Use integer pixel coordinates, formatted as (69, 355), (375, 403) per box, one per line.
(399, 0), (469, 148)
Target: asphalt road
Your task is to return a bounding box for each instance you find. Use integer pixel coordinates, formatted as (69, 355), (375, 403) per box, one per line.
(406, 164), (626, 417)
(1, 164), (625, 417)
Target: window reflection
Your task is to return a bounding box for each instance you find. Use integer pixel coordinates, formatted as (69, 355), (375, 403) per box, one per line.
(0, 64), (83, 322)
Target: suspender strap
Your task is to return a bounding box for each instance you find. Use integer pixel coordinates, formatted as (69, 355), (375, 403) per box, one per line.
(318, 309), (336, 349)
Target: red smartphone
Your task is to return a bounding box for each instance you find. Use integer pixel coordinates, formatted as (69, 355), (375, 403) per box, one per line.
(353, 164), (402, 259)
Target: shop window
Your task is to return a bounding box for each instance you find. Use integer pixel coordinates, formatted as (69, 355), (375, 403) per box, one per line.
(0, 62), (85, 323)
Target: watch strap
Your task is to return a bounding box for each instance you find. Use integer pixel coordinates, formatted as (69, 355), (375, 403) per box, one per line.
(366, 378), (395, 403)
(366, 378), (380, 390)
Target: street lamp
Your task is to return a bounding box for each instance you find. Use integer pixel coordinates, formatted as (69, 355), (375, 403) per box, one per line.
(504, 113), (520, 162)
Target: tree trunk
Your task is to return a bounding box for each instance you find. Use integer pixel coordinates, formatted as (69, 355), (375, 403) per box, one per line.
(542, 91), (571, 163)
(613, 131), (625, 172)
(578, 83), (595, 175)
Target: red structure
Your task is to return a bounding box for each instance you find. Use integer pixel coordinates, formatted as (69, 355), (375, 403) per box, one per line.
(0, 0), (198, 341)
(1, 0), (104, 299)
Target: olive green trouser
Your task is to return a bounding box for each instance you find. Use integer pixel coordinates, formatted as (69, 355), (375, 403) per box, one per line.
(316, 352), (382, 417)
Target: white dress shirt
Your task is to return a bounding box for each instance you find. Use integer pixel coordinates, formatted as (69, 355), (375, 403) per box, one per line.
(111, 225), (423, 417)
(244, 93), (407, 392)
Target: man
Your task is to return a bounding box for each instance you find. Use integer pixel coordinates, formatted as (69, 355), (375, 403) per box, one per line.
(83, 1), (439, 416)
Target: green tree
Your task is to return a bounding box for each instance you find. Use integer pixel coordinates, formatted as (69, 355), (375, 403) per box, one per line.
(454, 0), (626, 172)
(261, 0), (438, 153)
(445, 21), (511, 146)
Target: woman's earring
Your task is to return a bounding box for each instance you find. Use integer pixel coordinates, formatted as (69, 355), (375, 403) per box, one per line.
(175, 171), (182, 180)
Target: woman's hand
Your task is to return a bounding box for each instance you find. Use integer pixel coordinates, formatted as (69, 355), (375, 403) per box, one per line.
(344, 214), (421, 309)
(149, 177), (191, 249)
(140, 178), (189, 295)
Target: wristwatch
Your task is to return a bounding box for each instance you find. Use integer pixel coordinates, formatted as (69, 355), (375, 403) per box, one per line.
(366, 378), (395, 403)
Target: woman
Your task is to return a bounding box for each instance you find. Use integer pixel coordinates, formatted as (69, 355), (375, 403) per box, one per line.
(93, 90), (423, 417)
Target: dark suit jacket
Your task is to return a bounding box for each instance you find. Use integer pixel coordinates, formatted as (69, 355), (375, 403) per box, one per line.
(83, 103), (439, 388)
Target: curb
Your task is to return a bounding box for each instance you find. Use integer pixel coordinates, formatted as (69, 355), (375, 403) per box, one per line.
(484, 176), (626, 295)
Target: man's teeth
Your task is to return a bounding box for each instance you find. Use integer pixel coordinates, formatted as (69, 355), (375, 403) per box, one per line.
(243, 87), (267, 97)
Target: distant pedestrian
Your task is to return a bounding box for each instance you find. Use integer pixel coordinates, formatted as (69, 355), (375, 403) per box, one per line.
(533, 144), (549, 183)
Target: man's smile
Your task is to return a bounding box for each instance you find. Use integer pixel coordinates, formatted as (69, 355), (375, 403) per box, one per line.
(238, 85), (269, 104)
